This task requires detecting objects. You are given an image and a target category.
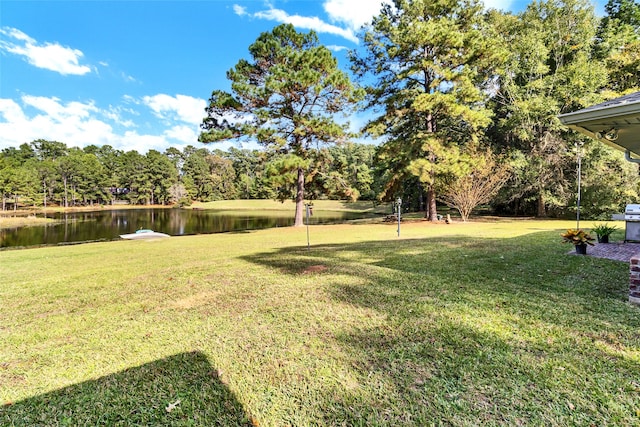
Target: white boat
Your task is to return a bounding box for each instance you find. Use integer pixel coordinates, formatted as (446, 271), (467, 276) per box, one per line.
(120, 229), (170, 240)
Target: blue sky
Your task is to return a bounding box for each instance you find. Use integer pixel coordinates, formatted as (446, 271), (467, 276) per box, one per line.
(0, 0), (599, 154)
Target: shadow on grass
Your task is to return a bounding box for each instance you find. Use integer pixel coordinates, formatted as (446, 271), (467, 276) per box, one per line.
(246, 230), (632, 306)
(242, 231), (637, 338)
(1, 351), (251, 426)
(241, 230), (640, 425)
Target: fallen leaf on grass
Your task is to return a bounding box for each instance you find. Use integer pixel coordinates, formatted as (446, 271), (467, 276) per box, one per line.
(165, 399), (181, 413)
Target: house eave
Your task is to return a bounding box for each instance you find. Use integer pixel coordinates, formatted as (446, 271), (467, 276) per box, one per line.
(558, 100), (640, 125)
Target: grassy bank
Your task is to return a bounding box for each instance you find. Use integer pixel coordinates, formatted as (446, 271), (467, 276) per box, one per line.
(192, 199), (390, 213)
(0, 216), (54, 230)
(1, 220), (638, 426)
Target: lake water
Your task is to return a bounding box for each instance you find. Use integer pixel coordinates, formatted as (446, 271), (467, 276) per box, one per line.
(0, 208), (374, 249)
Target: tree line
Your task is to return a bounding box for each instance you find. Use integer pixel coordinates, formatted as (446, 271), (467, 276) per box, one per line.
(3, 0), (640, 221)
(0, 140), (377, 210)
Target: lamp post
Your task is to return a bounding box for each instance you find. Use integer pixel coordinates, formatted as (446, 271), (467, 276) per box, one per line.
(395, 197), (402, 237)
(576, 141), (583, 230)
(305, 202), (313, 250)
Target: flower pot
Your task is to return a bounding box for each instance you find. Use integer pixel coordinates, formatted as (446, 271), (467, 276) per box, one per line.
(597, 235), (609, 244)
(575, 243), (587, 255)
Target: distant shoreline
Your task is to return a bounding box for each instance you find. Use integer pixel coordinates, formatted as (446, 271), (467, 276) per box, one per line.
(0, 205), (174, 230)
(0, 204), (174, 217)
(0, 216), (54, 230)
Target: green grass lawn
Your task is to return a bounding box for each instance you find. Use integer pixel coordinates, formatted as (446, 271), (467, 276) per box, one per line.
(1, 219), (638, 426)
(189, 199), (392, 224)
(191, 199), (389, 214)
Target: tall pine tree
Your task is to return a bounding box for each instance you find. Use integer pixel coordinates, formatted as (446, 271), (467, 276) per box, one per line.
(199, 24), (363, 226)
(351, 0), (505, 220)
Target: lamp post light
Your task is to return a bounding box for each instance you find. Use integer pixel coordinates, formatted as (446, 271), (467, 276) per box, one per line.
(305, 202), (313, 250)
(576, 141), (583, 230)
(395, 197), (402, 237)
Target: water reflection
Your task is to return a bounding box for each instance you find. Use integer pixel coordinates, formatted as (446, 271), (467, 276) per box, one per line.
(0, 208), (371, 249)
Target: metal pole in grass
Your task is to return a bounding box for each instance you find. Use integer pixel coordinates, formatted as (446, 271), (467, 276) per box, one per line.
(576, 141), (583, 230)
(305, 202), (312, 250)
(396, 197), (402, 237)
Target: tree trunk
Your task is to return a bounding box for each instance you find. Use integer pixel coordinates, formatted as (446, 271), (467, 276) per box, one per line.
(419, 185), (426, 217)
(294, 167), (305, 227)
(427, 187), (438, 221)
(537, 194), (546, 217)
(63, 176), (68, 208)
(426, 148), (438, 221)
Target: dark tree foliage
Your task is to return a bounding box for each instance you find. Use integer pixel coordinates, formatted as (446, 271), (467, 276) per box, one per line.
(596, 0), (640, 93)
(603, 0), (640, 31)
(489, 0), (608, 217)
(0, 140), (377, 210)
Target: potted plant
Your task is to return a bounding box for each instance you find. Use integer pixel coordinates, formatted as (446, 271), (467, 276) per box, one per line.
(591, 223), (618, 243)
(561, 229), (595, 254)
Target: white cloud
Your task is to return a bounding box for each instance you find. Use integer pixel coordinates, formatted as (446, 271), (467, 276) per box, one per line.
(142, 94), (207, 126)
(234, 4), (358, 43)
(0, 27), (92, 75)
(482, 0), (517, 11)
(121, 131), (171, 153)
(22, 95), (98, 120)
(326, 44), (349, 52)
(233, 4), (247, 16)
(2, 27), (32, 43)
(164, 125), (200, 143)
(0, 94), (367, 153)
(121, 72), (137, 83)
(105, 105), (136, 128)
(322, 0), (513, 28)
(323, 0), (391, 30)
(0, 99), (27, 124)
(0, 94), (209, 153)
(0, 96), (114, 148)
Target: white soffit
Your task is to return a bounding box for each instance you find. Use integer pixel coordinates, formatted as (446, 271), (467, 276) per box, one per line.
(558, 91), (640, 158)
